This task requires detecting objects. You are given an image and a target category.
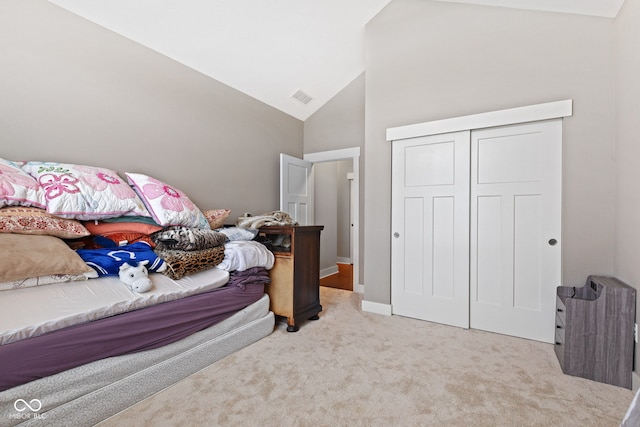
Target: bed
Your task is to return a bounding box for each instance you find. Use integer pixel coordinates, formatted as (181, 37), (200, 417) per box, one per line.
(0, 159), (276, 426)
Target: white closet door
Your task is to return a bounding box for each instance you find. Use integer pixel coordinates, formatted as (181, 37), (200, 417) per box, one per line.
(391, 131), (470, 328)
(470, 120), (562, 343)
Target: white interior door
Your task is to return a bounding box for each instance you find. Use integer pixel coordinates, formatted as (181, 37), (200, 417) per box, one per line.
(391, 131), (470, 328)
(280, 154), (314, 225)
(470, 120), (562, 343)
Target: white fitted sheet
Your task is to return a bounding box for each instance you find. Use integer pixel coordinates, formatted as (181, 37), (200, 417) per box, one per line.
(0, 267), (229, 345)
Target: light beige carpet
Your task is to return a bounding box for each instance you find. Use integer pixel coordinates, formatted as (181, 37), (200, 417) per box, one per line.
(98, 287), (634, 427)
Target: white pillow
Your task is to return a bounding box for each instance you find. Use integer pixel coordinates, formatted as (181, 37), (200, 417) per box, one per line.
(0, 158), (46, 209)
(22, 162), (149, 220)
(125, 172), (210, 229)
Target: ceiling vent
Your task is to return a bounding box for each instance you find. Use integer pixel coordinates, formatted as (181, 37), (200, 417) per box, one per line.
(291, 90), (313, 105)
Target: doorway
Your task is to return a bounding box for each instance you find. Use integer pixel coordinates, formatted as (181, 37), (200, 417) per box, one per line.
(315, 159), (353, 291)
(303, 147), (361, 292)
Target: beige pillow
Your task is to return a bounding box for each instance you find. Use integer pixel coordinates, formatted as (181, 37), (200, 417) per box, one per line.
(0, 206), (90, 239)
(203, 209), (231, 229)
(0, 234), (94, 283)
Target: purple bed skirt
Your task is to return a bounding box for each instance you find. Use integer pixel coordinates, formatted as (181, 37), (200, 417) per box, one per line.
(0, 267), (270, 392)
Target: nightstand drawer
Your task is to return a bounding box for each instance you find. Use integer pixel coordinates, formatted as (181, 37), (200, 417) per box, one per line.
(555, 295), (566, 326)
(555, 322), (565, 344)
(555, 310), (565, 328)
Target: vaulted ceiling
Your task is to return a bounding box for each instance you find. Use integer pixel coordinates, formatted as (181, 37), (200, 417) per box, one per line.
(48, 0), (625, 121)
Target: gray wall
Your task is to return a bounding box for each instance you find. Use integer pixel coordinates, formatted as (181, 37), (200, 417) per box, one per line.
(614, 0), (640, 380)
(364, 0), (616, 304)
(0, 0), (303, 219)
(304, 73), (365, 154)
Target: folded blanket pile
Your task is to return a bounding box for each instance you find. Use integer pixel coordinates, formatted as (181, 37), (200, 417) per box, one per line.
(151, 226), (227, 279)
(151, 226), (226, 251)
(236, 210), (296, 229)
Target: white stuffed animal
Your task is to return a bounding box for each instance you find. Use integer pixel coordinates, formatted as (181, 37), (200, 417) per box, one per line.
(118, 261), (152, 293)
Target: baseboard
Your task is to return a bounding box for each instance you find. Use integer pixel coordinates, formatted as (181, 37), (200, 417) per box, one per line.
(320, 265), (339, 278)
(336, 257), (351, 264)
(361, 299), (392, 316)
(353, 283), (364, 293)
(632, 371), (640, 392)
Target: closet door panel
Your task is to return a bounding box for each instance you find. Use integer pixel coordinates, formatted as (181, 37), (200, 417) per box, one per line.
(392, 131), (470, 328)
(513, 194), (542, 310)
(405, 142), (454, 186)
(470, 120), (561, 343)
(476, 132), (541, 184)
(432, 196), (455, 298)
(475, 195), (502, 305)
(403, 197), (426, 295)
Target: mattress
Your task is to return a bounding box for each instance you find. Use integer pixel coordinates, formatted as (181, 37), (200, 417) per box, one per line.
(0, 267), (230, 345)
(0, 295), (274, 426)
(0, 267), (269, 392)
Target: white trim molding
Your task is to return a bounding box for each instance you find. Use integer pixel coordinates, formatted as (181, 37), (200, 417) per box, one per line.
(304, 147), (360, 163)
(632, 371), (640, 393)
(361, 300), (392, 316)
(387, 99), (573, 141)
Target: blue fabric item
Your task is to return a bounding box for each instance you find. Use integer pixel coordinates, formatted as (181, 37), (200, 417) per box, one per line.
(76, 242), (165, 276)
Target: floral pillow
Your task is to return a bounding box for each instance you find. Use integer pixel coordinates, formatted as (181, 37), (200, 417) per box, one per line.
(0, 158), (45, 209)
(22, 162), (149, 220)
(125, 172), (210, 229)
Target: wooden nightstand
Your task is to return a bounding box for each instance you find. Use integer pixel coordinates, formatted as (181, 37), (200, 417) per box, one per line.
(259, 225), (323, 332)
